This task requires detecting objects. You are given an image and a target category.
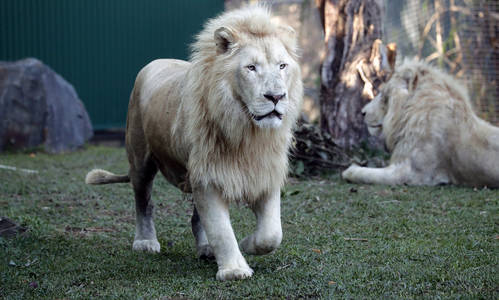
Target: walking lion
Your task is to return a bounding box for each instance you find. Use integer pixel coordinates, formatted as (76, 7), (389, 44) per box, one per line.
(86, 6), (303, 280)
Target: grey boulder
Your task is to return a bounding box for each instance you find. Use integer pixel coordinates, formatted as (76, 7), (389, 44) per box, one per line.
(0, 58), (93, 153)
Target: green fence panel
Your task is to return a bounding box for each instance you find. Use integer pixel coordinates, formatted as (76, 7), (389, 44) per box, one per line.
(0, 0), (223, 129)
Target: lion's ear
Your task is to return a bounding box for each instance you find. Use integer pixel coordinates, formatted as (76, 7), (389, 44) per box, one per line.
(214, 27), (236, 54)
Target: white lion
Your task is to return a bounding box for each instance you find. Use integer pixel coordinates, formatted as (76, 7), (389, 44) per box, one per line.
(85, 6), (303, 281)
(342, 59), (499, 188)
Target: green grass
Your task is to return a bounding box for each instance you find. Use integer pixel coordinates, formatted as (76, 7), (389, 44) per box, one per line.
(0, 146), (498, 299)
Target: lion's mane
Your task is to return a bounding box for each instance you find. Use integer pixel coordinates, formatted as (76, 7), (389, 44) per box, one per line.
(383, 59), (474, 158)
(180, 7), (303, 201)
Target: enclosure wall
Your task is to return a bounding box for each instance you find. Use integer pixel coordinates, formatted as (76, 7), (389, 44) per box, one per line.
(0, 0), (223, 129)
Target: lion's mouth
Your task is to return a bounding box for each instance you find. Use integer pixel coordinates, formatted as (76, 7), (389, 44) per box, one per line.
(253, 110), (283, 121)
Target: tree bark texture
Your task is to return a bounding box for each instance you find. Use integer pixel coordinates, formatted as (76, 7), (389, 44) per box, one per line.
(317, 0), (394, 149)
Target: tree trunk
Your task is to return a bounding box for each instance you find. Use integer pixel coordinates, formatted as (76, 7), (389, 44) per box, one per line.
(317, 0), (395, 149)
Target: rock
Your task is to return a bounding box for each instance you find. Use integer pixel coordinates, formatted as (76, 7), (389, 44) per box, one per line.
(0, 216), (26, 238)
(0, 58), (93, 153)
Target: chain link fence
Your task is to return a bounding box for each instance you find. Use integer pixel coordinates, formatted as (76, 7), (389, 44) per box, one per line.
(384, 0), (499, 124)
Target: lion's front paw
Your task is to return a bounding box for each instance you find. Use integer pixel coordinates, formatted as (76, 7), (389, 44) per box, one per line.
(216, 265), (254, 281)
(216, 256), (253, 281)
(342, 164), (360, 182)
(132, 239), (161, 253)
(240, 232), (281, 255)
(197, 244), (215, 260)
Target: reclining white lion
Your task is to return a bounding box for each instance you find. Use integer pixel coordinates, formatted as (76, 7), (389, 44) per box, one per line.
(342, 59), (499, 188)
(85, 7), (302, 280)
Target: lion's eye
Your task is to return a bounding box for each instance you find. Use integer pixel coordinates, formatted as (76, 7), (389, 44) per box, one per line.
(247, 65), (256, 71)
(279, 63), (287, 70)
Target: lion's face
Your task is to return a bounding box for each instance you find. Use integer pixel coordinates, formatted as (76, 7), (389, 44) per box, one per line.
(212, 26), (301, 130)
(361, 77), (409, 138)
(361, 92), (387, 137)
(232, 39), (297, 129)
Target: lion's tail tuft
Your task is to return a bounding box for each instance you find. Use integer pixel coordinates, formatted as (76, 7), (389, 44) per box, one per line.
(85, 169), (130, 185)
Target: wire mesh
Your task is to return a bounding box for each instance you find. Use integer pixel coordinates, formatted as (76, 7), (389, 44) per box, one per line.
(384, 0), (499, 125)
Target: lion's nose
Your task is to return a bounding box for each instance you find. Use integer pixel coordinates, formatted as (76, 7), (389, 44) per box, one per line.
(264, 93), (286, 105)
(361, 107), (367, 117)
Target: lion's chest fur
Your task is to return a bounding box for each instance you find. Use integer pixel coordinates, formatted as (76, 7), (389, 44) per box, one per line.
(187, 125), (291, 202)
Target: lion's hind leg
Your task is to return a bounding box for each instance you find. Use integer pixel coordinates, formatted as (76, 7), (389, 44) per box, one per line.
(341, 162), (413, 185)
(191, 206), (215, 259)
(130, 156), (160, 253)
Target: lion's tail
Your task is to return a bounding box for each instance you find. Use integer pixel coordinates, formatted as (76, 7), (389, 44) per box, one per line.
(85, 169), (130, 185)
